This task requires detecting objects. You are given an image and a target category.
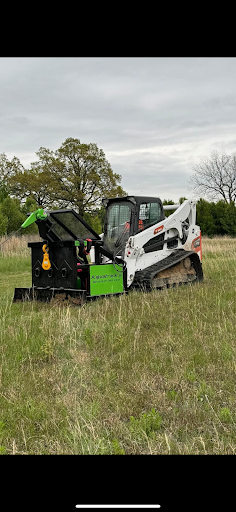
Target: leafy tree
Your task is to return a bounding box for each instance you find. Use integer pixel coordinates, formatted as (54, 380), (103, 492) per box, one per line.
(0, 183), (9, 203)
(0, 195), (40, 236)
(8, 138), (127, 216)
(190, 150), (236, 204)
(8, 167), (55, 208)
(53, 138), (126, 215)
(0, 153), (24, 186)
(163, 199), (175, 205)
(225, 202), (236, 236)
(211, 201), (228, 236)
(83, 210), (103, 235)
(196, 198), (216, 236)
(21, 196), (40, 216)
(214, 201), (236, 236)
(0, 211), (8, 236)
(0, 197), (25, 234)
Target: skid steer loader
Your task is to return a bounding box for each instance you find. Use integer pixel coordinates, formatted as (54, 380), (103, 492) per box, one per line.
(13, 196), (203, 304)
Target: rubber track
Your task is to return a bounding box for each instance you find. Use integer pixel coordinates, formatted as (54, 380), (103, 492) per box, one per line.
(132, 249), (203, 290)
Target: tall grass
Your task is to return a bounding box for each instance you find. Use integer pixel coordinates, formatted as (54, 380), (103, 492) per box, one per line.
(0, 234), (40, 257)
(0, 236), (236, 454)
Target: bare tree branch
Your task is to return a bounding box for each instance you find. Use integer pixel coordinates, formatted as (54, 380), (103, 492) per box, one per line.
(189, 150), (236, 203)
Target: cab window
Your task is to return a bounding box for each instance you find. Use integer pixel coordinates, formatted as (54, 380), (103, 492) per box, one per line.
(138, 202), (162, 231)
(104, 201), (132, 253)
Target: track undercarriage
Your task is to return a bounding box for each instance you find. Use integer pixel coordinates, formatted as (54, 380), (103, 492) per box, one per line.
(132, 250), (203, 291)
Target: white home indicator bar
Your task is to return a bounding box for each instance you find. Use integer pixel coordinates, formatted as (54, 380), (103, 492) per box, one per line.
(75, 506), (161, 509)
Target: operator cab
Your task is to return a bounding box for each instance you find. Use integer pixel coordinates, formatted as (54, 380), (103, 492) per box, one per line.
(102, 196), (165, 255)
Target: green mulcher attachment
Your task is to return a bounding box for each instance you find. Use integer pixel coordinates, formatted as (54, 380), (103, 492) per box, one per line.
(13, 208), (127, 304)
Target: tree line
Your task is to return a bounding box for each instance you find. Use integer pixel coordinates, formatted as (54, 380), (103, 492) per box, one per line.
(1, 190), (235, 238)
(1, 143), (236, 237)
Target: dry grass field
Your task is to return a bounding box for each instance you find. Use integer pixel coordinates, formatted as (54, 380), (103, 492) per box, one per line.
(0, 235), (236, 454)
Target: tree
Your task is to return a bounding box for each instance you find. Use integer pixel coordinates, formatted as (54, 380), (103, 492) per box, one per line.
(83, 210), (103, 235)
(212, 200), (236, 237)
(0, 183), (9, 203)
(8, 167), (54, 208)
(0, 196), (25, 234)
(8, 138), (127, 216)
(196, 198), (216, 236)
(21, 196), (39, 216)
(190, 150), (236, 204)
(179, 196), (188, 204)
(0, 211), (8, 236)
(223, 201), (236, 236)
(0, 153), (24, 189)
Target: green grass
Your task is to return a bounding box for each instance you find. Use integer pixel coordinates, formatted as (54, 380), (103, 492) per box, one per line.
(1, 237), (236, 454)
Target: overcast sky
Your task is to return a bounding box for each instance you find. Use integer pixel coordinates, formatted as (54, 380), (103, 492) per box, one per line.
(1, 57), (236, 203)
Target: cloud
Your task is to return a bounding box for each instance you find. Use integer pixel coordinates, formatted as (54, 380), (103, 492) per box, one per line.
(107, 150), (192, 201)
(5, 116), (30, 124)
(1, 57), (236, 201)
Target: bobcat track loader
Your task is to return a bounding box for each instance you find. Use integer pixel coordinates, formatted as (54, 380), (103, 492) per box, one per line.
(13, 196), (203, 304)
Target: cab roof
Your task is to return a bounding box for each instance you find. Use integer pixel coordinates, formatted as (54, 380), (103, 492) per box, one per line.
(102, 196), (163, 207)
